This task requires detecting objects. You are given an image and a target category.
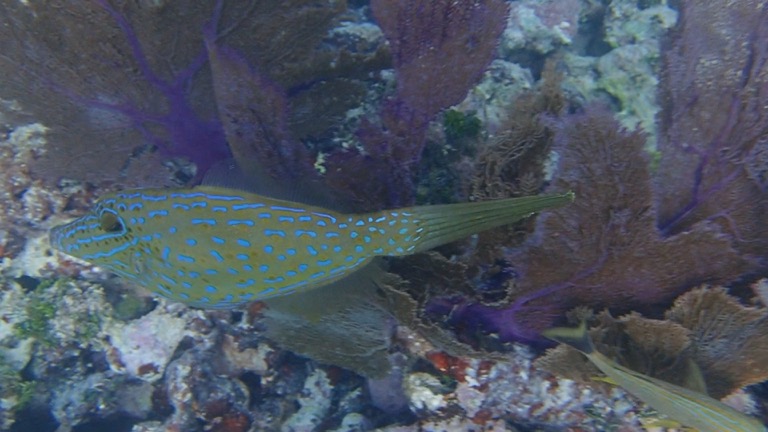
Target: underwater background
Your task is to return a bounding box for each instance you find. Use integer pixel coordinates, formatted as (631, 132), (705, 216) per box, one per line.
(1, 0), (767, 431)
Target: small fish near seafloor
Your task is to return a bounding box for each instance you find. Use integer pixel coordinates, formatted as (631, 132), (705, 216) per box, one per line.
(49, 186), (573, 309)
(543, 323), (768, 432)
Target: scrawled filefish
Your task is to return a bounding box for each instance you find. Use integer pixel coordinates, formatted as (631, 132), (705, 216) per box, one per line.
(50, 186), (573, 309)
(543, 323), (767, 432)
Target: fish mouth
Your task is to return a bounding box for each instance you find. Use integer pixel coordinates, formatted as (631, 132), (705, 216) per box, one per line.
(48, 228), (61, 251)
(48, 224), (66, 252)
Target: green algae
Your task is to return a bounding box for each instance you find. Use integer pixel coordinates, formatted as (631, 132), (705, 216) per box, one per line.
(13, 278), (103, 347)
(13, 290), (57, 345)
(443, 109), (481, 143)
(0, 352), (35, 412)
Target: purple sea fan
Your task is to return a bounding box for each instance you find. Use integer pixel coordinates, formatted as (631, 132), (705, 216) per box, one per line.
(0, 0), (346, 187)
(445, 108), (744, 343)
(655, 0), (768, 257)
(325, 0), (509, 208)
(0, 1), (232, 186)
(440, 0), (768, 344)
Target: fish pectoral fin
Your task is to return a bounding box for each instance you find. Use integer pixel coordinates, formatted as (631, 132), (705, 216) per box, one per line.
(264, 260), (382, 322)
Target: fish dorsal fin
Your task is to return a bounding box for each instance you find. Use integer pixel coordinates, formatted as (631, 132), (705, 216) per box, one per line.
(201, 158), (347, 211)
(591, 376), (618, 386)
(682, 358), (709, 395)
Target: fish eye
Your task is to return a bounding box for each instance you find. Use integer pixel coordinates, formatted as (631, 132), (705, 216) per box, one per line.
(99, 212), (124, 233)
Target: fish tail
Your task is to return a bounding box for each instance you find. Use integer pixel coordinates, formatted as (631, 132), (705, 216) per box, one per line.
(400, 192), (574, 254)
(542, 321), (595, 354)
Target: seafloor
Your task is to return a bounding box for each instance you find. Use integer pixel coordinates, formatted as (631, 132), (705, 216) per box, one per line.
(1, 1), (767, 431)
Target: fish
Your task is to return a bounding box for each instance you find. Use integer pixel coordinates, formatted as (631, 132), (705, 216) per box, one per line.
(543, 322), (767, 432)
(49, 185), (573, 309)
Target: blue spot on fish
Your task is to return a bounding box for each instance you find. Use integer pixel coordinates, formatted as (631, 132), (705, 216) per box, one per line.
(177, 254), (195, 263)
(264, 229), (286, 237)
(228, 219), (255, 226)
(191, 218), (216, 226)
(210, 250), (224, 262)
(271, 205), (304, 213)
(237, 279), (256, 288)
(232, 203), (264, 210)
(148, 209), (169, 218)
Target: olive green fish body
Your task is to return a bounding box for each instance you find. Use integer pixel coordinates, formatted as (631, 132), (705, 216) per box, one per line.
(543, 324), (767, 432)
(50, 186), (572, 308)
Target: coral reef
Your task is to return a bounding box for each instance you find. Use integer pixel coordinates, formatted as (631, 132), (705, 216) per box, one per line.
(459, 107), (745, 342)
(423, 0), (768, 344)
(324, 0), (510, 208)
(0, 0), (766, 431)
(537, 284), (768, 424)
(565, 1), (678, 137)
